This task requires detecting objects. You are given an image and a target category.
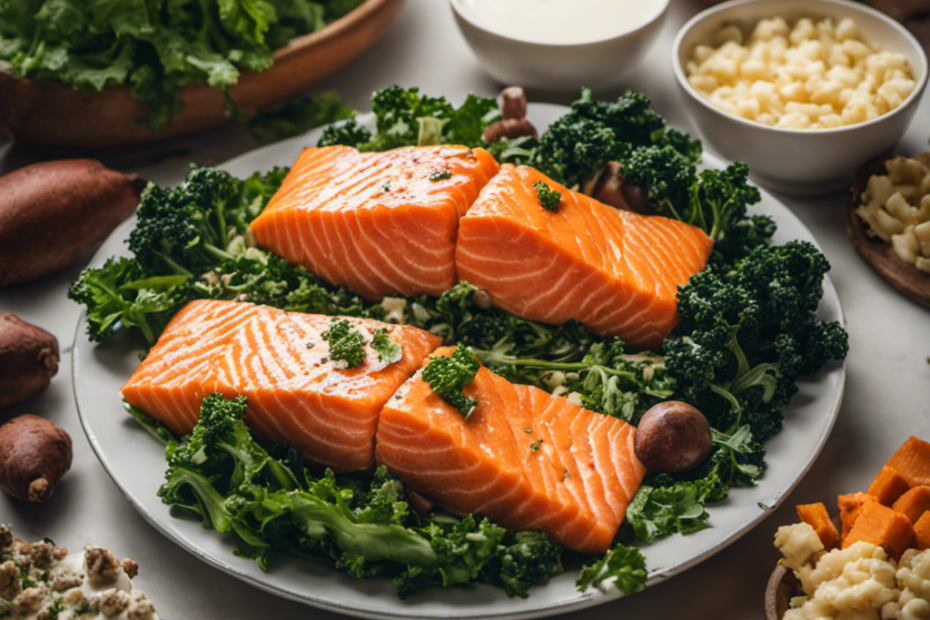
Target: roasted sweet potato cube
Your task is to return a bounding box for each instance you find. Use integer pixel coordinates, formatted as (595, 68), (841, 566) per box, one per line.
(797, 502), (839, 549)
(838, 493), (878, 542)
(843, 501), (915, 561)
(888, 437), (930, 488)
(868, 465), (911, 506)
(914, 512), (930, 550)
(893, 486), (930, 524)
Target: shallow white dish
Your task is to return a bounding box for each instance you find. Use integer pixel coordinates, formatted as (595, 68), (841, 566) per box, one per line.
(73, 103), (846, 620)
(673, 0), (928, 196)
(450, 0), (669, 90)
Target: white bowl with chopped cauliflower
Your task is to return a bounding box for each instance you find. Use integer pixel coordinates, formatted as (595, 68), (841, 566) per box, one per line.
(673, 0), (928, 195)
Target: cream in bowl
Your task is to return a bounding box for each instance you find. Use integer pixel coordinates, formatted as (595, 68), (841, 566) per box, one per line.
(451, 0), (670, 90)
(685, 16), (918, 130)
(672, 0), (929, 195)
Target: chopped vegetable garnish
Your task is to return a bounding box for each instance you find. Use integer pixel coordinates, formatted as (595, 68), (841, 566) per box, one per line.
(421, 347), (481, 418)
(322, 318), (366, 369)
(533, 181), (562, 212)
(371, 328), (403, 365)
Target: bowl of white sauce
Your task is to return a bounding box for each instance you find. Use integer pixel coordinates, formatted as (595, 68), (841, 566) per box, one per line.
(450, 0), (671, 90)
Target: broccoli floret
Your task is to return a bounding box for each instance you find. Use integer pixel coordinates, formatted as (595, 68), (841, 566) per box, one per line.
(421, 347), (481, 418)
(532, 181), (561, 211)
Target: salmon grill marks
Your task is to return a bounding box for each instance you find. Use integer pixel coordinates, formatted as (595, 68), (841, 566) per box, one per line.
(121, 299), (442, 471)
(375, 347), (647, 554)
(250, 145), (501, 301)
(455, 164), (714, 350)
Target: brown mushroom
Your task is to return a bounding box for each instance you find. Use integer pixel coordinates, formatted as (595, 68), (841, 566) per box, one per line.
(634, 401), (712, 473)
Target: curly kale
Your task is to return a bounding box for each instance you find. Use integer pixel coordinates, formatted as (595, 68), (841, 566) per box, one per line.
(528, 88), (698, 190)
(665, 241), (849, 442)
(319, 86), (498, 151)
(70, 165), (381, 344)
(371, 328), (402, 365)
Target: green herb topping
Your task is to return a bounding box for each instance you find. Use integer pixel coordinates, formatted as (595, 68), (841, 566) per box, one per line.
(421, 347), (480, 418)
(322, 319), (366, 369)
(533, 181), (561, 212)
(530, 439), (543, 451)
(429, 169), (452, 182)
(371, 328), (402, 365)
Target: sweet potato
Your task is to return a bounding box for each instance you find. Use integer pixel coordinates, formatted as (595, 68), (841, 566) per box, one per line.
(888, 437), (930, 488)
(838, 493), (878, 542)
(0, 159), (144, 285)
(868, 465), (911, 505)
(915, 512), (930, 550)
(0, 415), (71, 502)
(843, 501), (914, 561)
(797, 502), (839, 548)
(0, 313), (59, 409)
(893, 486), (930, 524)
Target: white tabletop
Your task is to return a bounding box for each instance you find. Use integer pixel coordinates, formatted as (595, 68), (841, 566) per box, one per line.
(1, 1), (929, 618)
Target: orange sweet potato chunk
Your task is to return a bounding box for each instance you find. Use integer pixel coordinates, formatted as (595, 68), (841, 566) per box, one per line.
(797, 502), (839, 549)
(893, 486), (930, 525)
(915, 512), (930, 550)
(888, 437), (930, 488)
(838, 493), (878, 543)
(843, 501), (915, 561)
(868, 465), (911, 506)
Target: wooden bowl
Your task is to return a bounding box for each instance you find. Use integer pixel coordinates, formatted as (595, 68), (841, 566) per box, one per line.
(847, 156), (930, 309)
(0, 0), (405, 149)
(765, 563), (800, 620)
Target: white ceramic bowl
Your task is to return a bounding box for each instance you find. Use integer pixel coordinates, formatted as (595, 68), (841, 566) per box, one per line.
(450, 0), (670, 91)
(673, 0), (928, 195)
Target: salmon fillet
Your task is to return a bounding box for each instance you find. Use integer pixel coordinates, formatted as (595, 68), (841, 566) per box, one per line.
(455, 164), (714, 349)
(250, 145), (500, 301)
(375, 347), (647, 554)
(121, 299), (442, 470)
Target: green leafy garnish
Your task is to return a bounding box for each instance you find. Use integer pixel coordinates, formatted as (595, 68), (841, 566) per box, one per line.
(533, 181), (561, 212)
(247, 90), (355, 143)
(323, 319), (366, 369)
(421, 347), (481, 418)
(530, 439), (543, 451)
(371, 328), (402, 365)
(429, 169), (452, 182)
(577, 544), (647, 595)
(155, 393), (565, 599)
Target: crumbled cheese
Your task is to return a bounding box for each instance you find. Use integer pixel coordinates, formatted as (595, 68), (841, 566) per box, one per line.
(0, 525), (159, 620)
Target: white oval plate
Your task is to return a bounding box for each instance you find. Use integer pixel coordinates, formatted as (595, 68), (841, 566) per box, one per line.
(73, 104), (846, 620)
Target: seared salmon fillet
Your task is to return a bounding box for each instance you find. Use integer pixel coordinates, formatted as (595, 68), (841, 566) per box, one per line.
(375, 347), (647, 554)
(455, 165), (714, 349)
(121, 299), (441, 470)
(250, 145), (500, 301)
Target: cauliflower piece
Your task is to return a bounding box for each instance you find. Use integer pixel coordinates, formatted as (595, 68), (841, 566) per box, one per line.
(777, 523), (826, 574)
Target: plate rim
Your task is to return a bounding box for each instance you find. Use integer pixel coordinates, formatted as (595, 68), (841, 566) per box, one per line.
(71, 103), (847, 620)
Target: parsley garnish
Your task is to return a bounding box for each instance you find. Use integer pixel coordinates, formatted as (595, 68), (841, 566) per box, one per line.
(533, 181), (561, 212)
(382, 181), (391, 192)
(530, 439), (543, 451)
(429, 169), (452, 182)
(371, 328), (402, 365)
(421, 347), (480, 418)
(524, 428), (532, 433)
(322, 319), (366, 369)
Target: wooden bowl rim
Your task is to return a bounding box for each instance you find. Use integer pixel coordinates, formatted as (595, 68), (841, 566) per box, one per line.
(0, 0), (399, 92)
(847, 154), (930, 310)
